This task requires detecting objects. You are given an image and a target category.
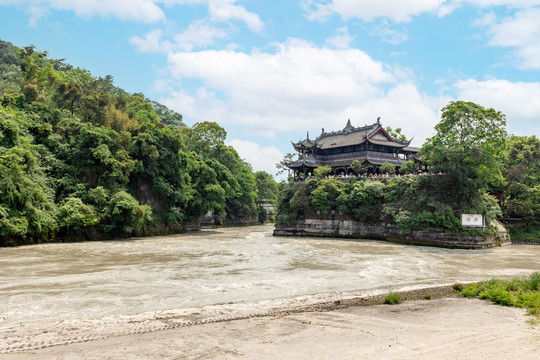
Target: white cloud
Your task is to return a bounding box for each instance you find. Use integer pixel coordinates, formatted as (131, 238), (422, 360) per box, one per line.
(151, 78), (174, 92)
(472, 11), (496, 26)
(207, 0), (264, 32)
(302, 0), (334, 22)
(226, 139), (283, 175)
(325, 26), (353, 49)
(160, 39), (445, 149)
(454, 78), (540, 135)
(2, 0), (167, 24)
(26, 5), (48, 26)
(130, 21), (228, 53)
(162, 0), (263, 31)
(162, 87), (228, 126)
(3, 0), (264, 29)
(173, 20), (228, 51)
(130, 29), (166, 53)
(308, 0), (448, 23)
(369, 20), (409, 44)
(303, 0), (540, 23)
(460, 0), (540, 7)
(481, 7), (540, 69)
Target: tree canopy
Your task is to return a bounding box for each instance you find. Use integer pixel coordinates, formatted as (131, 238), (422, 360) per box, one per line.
(0, 39), (278, 245)
(422, 101), (507, 193)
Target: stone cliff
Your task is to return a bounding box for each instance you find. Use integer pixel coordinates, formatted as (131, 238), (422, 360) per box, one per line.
(274, 216), (510, 249)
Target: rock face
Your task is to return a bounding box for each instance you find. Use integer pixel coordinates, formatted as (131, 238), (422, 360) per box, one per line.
(273, 218), (511, 249)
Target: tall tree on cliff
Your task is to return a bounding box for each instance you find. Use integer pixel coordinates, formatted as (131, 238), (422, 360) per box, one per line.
(421, 101), (507, 199)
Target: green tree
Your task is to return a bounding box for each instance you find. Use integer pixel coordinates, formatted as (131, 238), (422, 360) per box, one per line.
(350, 160), (366, 175)
(385, 126), (407, 142)
(191, 121), (227, 150)
(380, 162), (396, 174)
(0, 144), (58, 236)
(149, 100), (185, 128)
(503, 135), (540, 187)
(421, 101), (507, 193)
(336, 180), (385, 222)
(501, 135), (540, 219)
(254, 171), (279, 202)
(399, 159), (416, 174)
(104, 191), (152, 233)
(314, 165), (332, 179)
(310, 178), (343, 213)
(276, 153), (295, 177)
(57, 197), (99, 231)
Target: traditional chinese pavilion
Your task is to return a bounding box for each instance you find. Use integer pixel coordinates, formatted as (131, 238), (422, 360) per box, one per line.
(287, 118), (420, 177)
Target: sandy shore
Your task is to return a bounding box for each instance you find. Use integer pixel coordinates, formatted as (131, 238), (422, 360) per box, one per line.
(1, 287), (539, 359)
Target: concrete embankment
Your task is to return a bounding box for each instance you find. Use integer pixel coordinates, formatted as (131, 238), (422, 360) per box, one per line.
(274, 218), (511, 249)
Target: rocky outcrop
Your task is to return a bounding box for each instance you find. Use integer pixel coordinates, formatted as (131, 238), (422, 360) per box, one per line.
(274, 218), (511, 249)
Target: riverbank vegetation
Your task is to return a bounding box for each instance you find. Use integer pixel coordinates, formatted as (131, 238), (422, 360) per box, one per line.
(458, 273), (540, 318)
(0, 39), (278, 246)
(275, 175), (500, 235)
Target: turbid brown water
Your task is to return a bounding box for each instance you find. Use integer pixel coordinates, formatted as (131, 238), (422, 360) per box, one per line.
(1, 224), (539, 327)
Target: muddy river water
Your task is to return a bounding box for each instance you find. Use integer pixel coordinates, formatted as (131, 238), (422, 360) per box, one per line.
(1, 224), (539, 326)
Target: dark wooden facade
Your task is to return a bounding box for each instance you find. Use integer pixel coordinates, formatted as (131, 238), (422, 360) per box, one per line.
(287, 119), (420, 177)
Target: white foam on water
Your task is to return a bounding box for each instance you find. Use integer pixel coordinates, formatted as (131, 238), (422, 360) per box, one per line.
(0, 224), (539, 326)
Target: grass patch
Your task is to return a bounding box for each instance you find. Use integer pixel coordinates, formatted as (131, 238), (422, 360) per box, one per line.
(384, 292), (401, 305)
(458, 272), (540, 319)
(423, 293), (431, 300)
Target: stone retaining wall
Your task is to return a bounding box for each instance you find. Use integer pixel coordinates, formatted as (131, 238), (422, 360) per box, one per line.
(273, 218), (511, 249)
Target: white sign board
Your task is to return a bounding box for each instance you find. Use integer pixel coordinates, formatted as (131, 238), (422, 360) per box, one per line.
(461, 214), (485, 227)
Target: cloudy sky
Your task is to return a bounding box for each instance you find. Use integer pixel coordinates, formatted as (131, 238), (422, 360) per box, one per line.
(1, 1), (539, 178)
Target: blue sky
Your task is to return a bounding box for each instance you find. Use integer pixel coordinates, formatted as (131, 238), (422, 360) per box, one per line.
(1, 1), (539, 179)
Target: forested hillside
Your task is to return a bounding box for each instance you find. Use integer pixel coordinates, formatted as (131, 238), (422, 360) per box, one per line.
(0, 39), (278, 246)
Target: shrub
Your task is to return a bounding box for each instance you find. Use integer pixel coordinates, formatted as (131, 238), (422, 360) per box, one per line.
(505, 279), (520, 292)
(479, 286), (513, 306)
(458, 274), (540, 313)
(104, 191), (152, 233)
(350, 160), (366, 175)
(56, 197), (99, 231)
(310, 178), (343, 213)
(462, 285), (479, 298)
(314, 165), (332, 179)
(384, 292), (401, 305)
(399, 159), (416, 174)
(526, 272), (540, 291)
(380, 161), (396, 174)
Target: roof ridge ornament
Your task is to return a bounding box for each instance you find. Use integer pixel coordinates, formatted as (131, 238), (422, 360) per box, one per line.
(344, 118), (354, 132)
(377, 116), (381, 125)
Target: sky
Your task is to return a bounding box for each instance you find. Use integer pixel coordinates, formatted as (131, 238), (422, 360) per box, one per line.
(1, 0), (539, 179)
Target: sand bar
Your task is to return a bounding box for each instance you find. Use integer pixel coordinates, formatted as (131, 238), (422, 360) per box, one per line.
(0, 286), (539, 360)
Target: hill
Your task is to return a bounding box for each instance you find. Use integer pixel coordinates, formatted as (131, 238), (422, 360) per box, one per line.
(0, 39), (278, 246)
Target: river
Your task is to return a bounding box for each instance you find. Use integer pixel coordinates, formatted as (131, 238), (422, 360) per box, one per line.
(1, 224), (539, 326)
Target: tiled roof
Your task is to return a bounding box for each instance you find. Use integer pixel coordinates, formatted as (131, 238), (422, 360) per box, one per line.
(315, 129), (371, 149)
(293, 119), (411, 151)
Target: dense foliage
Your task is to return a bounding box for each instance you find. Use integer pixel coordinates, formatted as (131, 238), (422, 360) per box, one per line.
(0, 39), (277, 244)
(459, 273), (540, 317)
(275, 175), (500, 234)
(419, 101), (540, 240)
(276, 100), (540, 237)
(422, 101), (507, 194)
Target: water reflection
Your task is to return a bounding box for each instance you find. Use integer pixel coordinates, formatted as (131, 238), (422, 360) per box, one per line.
(0, 224), (539, 325)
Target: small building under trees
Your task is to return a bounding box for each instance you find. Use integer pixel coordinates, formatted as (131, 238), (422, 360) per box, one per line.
(287, 118), (420, 178)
